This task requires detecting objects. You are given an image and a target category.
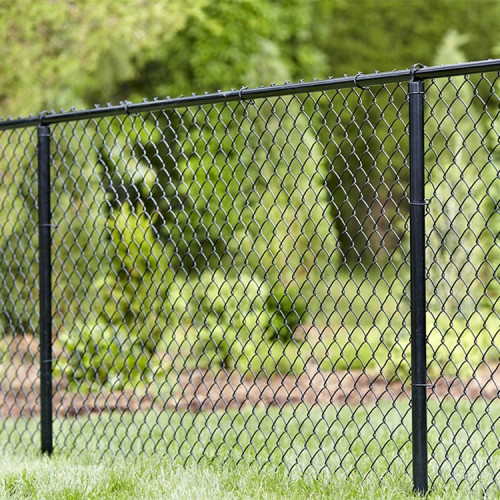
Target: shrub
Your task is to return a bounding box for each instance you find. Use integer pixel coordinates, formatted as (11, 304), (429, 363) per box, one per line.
(172, 269), (307, 377)
(57, 203), (175, 391)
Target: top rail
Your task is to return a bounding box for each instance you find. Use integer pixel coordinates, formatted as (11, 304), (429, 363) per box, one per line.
(1, 58), (500, 131)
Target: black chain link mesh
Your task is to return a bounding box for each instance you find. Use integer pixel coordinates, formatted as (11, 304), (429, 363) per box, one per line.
(0, 66), (498, 494)
(47, 83), (413, 481)
(0, 126), (39, 449)
(424, 74), (499, 491)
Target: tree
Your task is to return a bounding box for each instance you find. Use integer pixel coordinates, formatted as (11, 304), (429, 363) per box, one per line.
(0, 0), (205, 117)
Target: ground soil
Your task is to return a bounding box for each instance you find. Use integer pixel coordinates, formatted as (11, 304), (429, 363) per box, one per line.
(1, 335), (498, 418)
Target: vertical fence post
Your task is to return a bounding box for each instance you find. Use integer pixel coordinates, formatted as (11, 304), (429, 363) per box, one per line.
(38, 123), (53, 455)
(409, 76), (428, 493)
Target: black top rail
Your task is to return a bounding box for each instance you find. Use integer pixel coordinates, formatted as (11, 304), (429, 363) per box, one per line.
(1, 58), (500, 131)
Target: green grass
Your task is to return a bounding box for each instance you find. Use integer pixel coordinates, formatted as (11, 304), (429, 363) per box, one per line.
(0, 452), (492, 500)
(1, 400), (498, 499)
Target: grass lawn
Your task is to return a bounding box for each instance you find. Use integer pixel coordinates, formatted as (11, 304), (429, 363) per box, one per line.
(0, 399), (498, 499)
(0, 451), (491, 500)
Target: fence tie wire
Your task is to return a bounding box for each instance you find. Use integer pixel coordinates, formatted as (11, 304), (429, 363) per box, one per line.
(353, 72), (369, 90)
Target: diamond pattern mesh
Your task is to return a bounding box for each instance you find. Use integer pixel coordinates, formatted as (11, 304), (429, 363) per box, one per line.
(424, 74), (499, 491)
(0, 126), (40, 448)
(0, 67), (498, 494)
(47, 84), (412, 481)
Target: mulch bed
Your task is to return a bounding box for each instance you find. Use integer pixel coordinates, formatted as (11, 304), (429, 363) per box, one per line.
(1, 335), (498, 418)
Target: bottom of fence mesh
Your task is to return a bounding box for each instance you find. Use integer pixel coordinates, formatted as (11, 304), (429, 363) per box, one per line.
(1, 398), (498, 494)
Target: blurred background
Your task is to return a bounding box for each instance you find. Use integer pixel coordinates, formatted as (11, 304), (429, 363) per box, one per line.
(1, 0), (500, 118)
(0, 0), (498, 397)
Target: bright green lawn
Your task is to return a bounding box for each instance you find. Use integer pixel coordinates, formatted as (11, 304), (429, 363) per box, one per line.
(1, 399), (498, 499)
(0, 451), (494, 500)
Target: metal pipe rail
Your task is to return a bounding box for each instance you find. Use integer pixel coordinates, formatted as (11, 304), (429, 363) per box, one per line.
(1, 58), (500, 130)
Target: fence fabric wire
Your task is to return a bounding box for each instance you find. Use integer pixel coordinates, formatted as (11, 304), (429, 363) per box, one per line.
(0, 61), (498, 494)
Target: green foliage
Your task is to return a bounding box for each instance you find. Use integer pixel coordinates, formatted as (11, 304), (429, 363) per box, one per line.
(100, 203), (174, 329)
(266, 281), (306, 343)
(426, 32), (498, 320)
(0, 130), (38, 333)
(59, 322), (151, 390)
(1, 1), (499, 392)
(57, 203), (175, 390)
(428, 313), (499, 379)
(1, 0), (499, 119)
(174, 271), (308, 376)
(0, 0), (205, 116)
(178, 269), (269, 373)
(308, 0), (500, 78)
(129, 0), (326, 98)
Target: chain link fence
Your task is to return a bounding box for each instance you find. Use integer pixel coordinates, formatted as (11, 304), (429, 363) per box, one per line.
(0, 60), (498, 494)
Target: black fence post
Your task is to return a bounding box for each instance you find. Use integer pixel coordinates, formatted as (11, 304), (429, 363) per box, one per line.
(409, 76), (428, 493)
(38, 124), (53, 455)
